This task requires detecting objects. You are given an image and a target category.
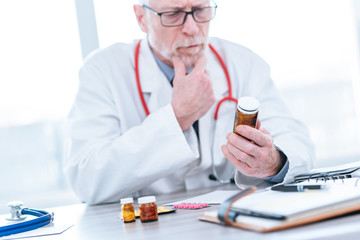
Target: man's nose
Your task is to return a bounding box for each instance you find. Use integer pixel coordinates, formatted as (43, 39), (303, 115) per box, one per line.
(182, 13), (199, 35)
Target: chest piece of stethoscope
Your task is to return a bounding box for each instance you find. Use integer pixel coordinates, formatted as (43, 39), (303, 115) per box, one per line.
(6, 201), (27, 221)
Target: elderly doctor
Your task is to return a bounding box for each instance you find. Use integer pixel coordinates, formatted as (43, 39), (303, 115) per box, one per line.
(64, 0), (314, 204)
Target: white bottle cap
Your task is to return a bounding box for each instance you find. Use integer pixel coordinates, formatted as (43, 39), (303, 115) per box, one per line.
(237, 97), (259, 114)
(138, 196), (156, 204)
(120, 198), (134, 204)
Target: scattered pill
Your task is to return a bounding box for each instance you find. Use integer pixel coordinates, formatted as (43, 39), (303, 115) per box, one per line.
(173, 203), (209, 209)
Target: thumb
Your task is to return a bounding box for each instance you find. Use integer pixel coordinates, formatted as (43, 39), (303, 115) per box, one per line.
(172, 56), (186, 78)
(256, 119), (261, 130)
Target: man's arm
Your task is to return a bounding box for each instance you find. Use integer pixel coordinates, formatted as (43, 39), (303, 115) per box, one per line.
(64, 55), (199, 205)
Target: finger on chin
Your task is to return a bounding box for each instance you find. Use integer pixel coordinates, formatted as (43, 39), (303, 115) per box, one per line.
(172, 56), (186, 76)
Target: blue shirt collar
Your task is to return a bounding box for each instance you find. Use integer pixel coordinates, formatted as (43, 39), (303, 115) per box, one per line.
(151, 50), (192, 82)
(151, 51), (175, 82)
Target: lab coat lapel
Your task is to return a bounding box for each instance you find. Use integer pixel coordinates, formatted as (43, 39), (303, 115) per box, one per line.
(207, 46), (229, 100)
(198, 46), (232, 169)
(137, 38), (172, 113)
(137, 40), (234, 170)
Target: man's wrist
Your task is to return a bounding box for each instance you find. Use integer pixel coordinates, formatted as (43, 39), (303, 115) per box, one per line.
(264, 146), (289, 183)
(275, 146), (287, 174)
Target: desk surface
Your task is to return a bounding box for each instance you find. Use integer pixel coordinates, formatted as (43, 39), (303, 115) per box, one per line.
(3, 184), (360, 240)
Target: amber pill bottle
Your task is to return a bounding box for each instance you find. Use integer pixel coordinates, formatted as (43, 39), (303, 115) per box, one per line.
(138, 196), (158, 223)
(120, 198), (136, 223)
(233, 96), (259, 133)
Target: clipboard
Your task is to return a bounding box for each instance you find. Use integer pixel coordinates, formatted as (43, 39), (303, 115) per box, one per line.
(199, 178), (360, 232)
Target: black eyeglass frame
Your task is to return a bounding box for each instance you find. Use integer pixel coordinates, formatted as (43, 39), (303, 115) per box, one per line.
(142, 1), (217, 27)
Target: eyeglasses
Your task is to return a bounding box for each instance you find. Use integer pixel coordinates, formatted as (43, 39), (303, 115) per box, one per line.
(142, 3), (217, 27)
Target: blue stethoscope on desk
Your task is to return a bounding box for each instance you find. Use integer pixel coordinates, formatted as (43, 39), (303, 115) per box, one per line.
(135, 40), (237, 184)
(0, 201), (54, 237)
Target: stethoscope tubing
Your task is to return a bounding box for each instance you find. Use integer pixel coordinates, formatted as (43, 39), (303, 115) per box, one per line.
(0, 208), (53, 237)
(135, 40), (237, 183)
(135, 40), (150, 116)
(134, 40), (238, 118)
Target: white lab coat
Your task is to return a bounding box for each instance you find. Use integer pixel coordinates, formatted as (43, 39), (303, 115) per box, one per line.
(64, 37), (314, 204)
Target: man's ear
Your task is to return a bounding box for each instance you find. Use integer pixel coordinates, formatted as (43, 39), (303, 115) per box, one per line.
(133, 5), (148, 33)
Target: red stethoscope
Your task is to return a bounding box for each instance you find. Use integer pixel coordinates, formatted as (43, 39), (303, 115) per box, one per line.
(134, 40), (237, 183)
(134, 40), (238, 120)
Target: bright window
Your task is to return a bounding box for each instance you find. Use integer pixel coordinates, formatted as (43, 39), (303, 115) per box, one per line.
(0, 0), (82, 126)
(0, 0), (82, 213)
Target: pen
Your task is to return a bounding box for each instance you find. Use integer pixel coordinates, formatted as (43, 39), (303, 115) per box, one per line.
(271, 184), (324, 192)
(230, 209), (286, 220)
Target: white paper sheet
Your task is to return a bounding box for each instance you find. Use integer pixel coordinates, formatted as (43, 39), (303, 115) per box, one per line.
(164, 190), (240, 205)
(0, 223), (73, 240)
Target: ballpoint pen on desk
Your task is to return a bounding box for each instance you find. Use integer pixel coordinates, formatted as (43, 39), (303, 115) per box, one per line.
(271, 184), (324, 192)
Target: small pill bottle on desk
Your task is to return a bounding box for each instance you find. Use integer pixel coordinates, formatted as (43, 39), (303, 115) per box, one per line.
(233, 96), (259, 133)
(138, 196), (158, 222)
(120, 198), (136, 223)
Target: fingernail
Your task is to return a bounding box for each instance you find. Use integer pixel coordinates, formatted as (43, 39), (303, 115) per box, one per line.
(236, 125), (243, 134)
